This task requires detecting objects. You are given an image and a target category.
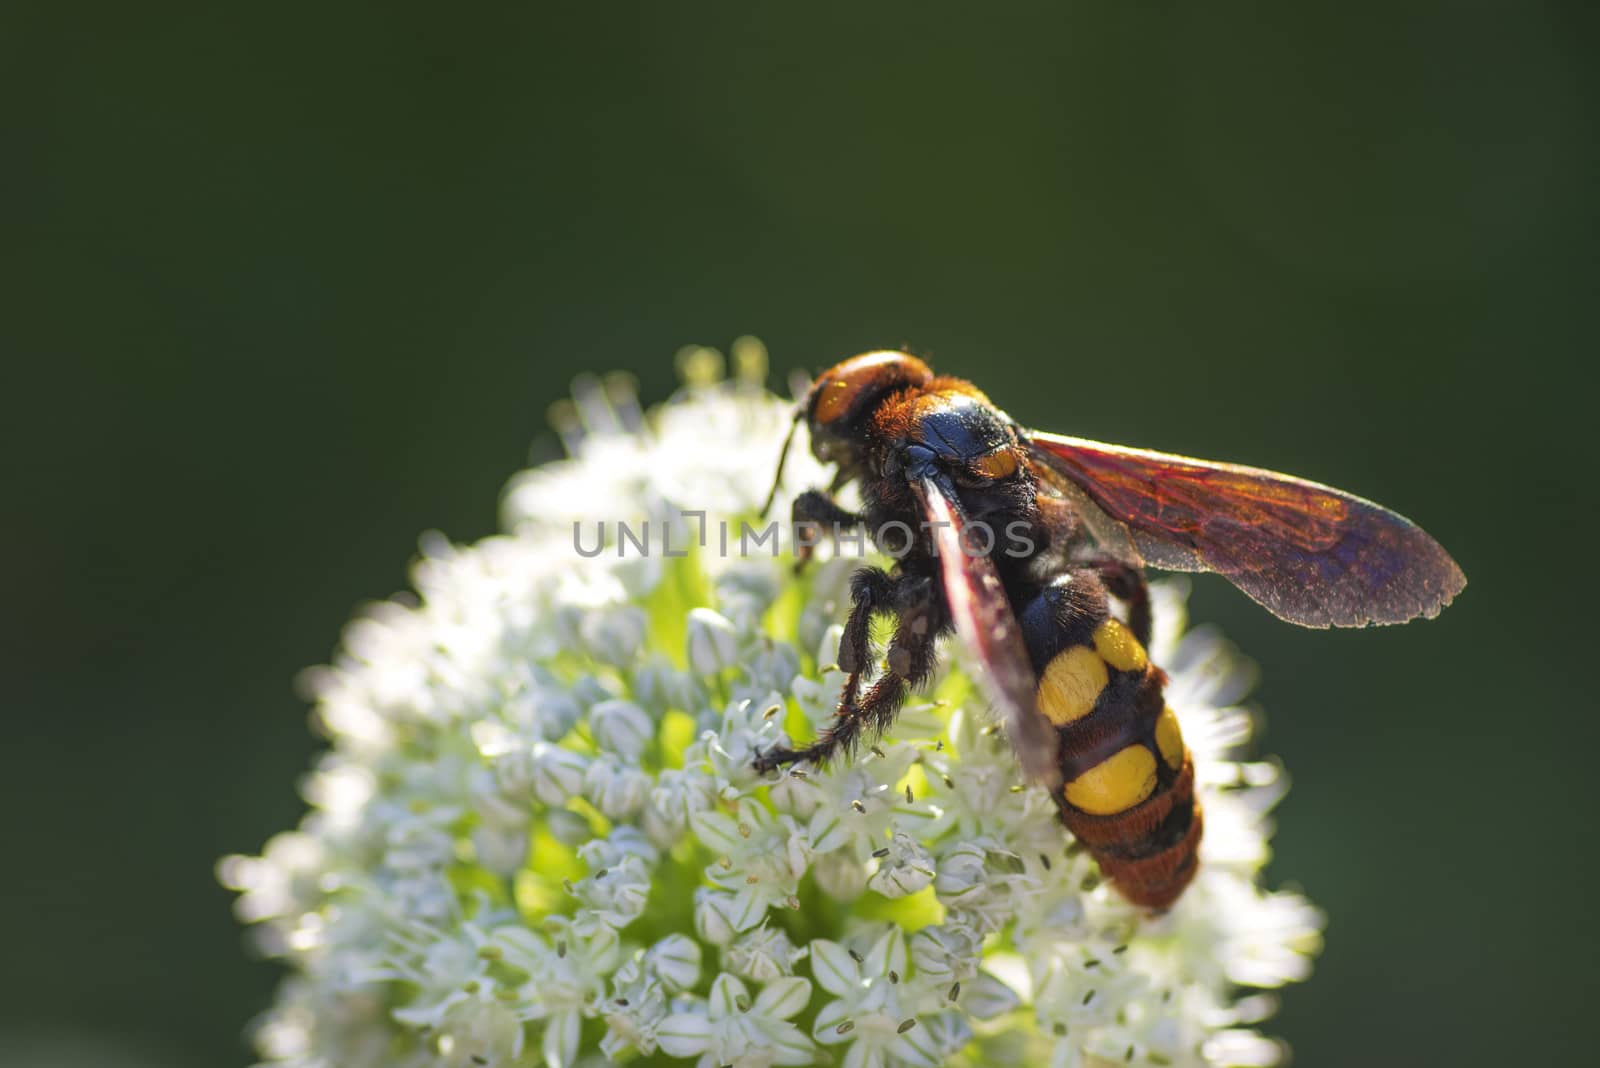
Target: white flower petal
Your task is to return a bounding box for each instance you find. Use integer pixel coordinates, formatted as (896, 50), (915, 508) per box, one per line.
(808, 939), (863, 997)
(541, 1008), (580, 1068)
(812, 998), (856, 1045)
(691, 810), (745, 855)
(655, 1011), (713, 1057)
(767, 1022), (818, 1066)
(962, 971), (1022, 1020)
(862, 926), (908, 979)
(842, 1042), (885, 1068)
(752, 976), (812, 1020)
(708, 972), (750, 1020)
(891, 1021), (942, 1068)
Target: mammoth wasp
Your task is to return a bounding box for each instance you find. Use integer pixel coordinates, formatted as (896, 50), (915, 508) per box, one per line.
(754, 351), (1464, 908)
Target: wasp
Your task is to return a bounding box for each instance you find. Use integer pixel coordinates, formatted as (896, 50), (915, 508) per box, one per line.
(754, 351), (1464, 908)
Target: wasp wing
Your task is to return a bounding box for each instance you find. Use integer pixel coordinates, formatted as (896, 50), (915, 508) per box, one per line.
(1025, 432), (1465, 628)
(911, 474), (1061, 787)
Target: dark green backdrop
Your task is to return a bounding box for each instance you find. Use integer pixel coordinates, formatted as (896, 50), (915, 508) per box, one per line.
(4, 3), (1592, 1066)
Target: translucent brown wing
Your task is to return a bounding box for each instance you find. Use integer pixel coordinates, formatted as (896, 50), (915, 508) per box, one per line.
(911, 475), (1061, 787)
(1025, 432), (1466, 628)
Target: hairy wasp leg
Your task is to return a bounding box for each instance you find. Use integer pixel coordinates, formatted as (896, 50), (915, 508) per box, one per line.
(755, 590), (941, 771)
(836, 567), (895, 675)
(755, 569), (943, 773)
(755, 566), (890, 772)
(789, 488), (864, 571)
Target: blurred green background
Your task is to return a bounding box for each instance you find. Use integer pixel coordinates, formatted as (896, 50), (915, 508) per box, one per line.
(4, 3), (1592, 1065)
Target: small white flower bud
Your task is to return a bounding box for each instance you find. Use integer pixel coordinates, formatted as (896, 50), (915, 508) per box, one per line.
(767, 768), (823, 821)
(646, 933), (702, 992)
(488, 745), (536, 797)
(546, 807), (593, 845)
(934, 841), (997, 905)
(571, 674), (620, 710)
(715, 565), (781, 631)
(570, 857), (650, 933)
(525, 687), (583, 741)
(581, 605), (648, 667)
(686, 607), (739, 676)
(529, 742), (589, 805)
(909, 925), (980, 984)
(472, 822), (529, 876)
(693, 889), (738, 947)
(633, 655), (705, 715)
(578, 825), (660, 870)
(646, 768), (716, 848)
(740, 641), (802, 697)
(589, 699), (653, 762)
(469, 769), (531, 876)
(725, 925), (800, 982)
(867, 831), (936, 899)
(584, 754), (652, 819)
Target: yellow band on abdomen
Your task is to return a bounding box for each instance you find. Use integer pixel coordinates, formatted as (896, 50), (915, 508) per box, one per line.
(1092, 618), (1148, 673)
(1037, 645), (1108, 725)
(1154, 706), (1185, 771)
(1037, 619), (1152, 727)
(1063, 744), (1158, 815)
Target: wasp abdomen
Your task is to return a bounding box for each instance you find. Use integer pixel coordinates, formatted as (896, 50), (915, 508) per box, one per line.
(1021, 578), (1201, 909)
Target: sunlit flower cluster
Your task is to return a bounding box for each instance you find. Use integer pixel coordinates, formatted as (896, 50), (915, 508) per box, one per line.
(220, 342), (1323, 1068)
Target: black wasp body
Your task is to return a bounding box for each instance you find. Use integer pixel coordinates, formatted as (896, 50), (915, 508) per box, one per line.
(754, 350), (1461, 907)
(756, 352), (1192, 906)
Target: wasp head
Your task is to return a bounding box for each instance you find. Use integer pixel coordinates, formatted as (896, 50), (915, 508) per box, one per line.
(804, 351), (933, 470)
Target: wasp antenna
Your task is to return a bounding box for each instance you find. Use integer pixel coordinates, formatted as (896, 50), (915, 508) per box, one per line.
(759, 411), (804, 520)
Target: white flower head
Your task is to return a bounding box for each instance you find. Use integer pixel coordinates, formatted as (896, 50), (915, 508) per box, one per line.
(221, 342), (1323, 1067)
